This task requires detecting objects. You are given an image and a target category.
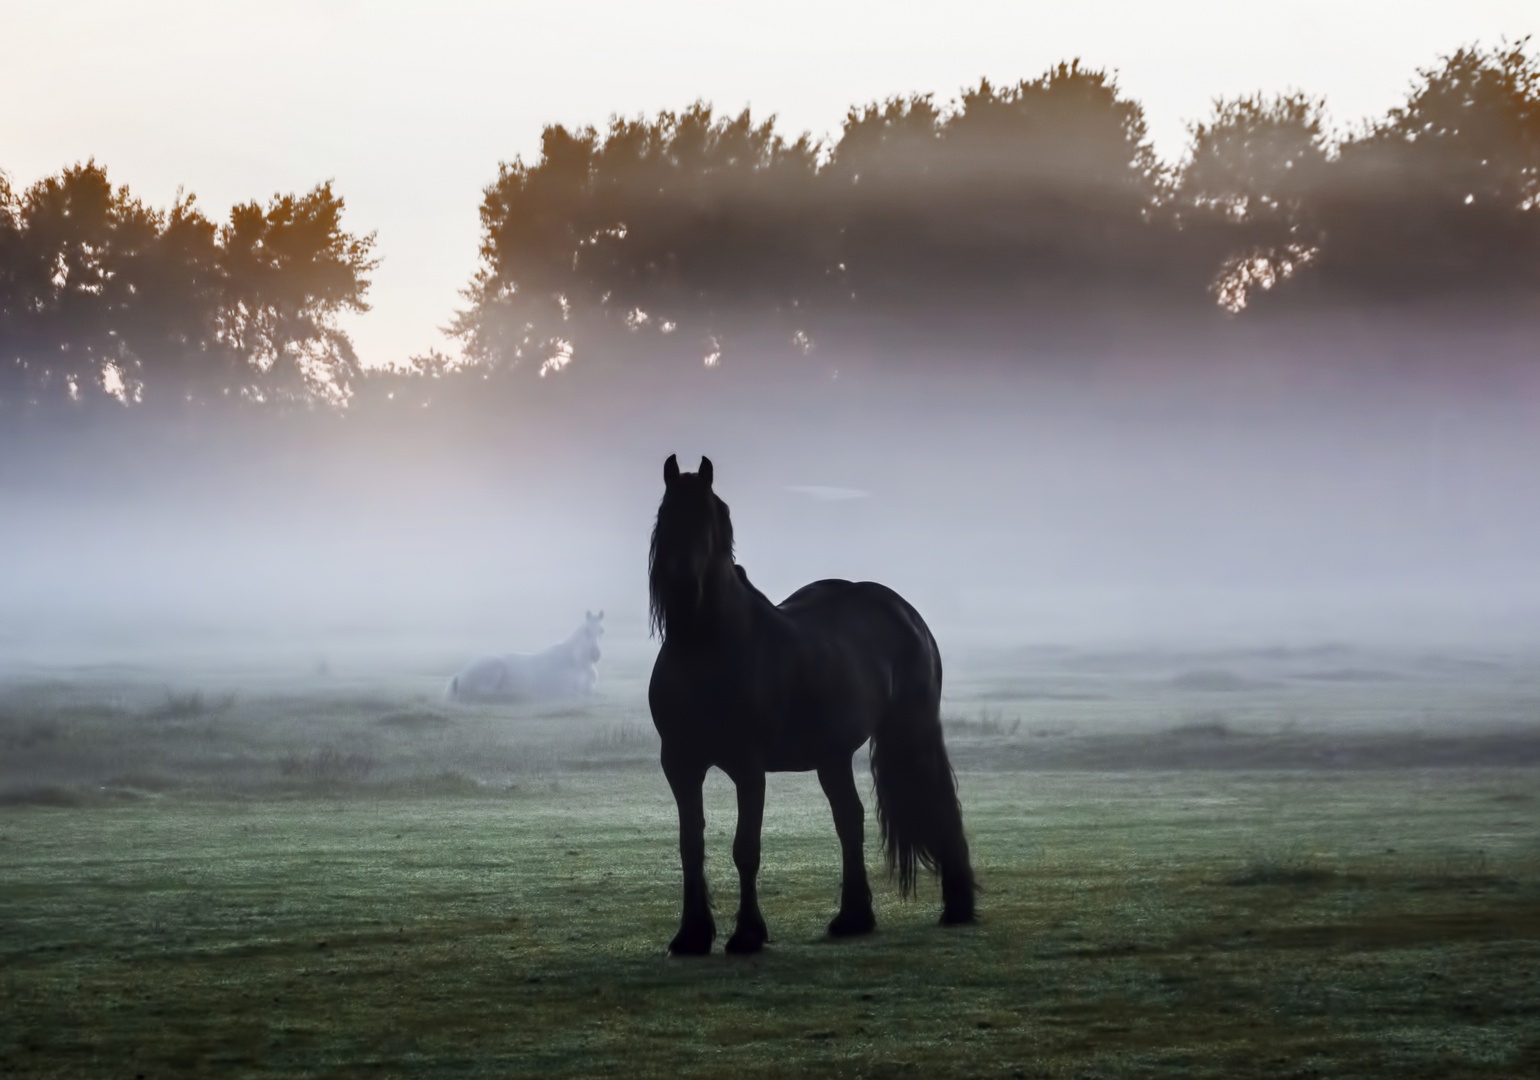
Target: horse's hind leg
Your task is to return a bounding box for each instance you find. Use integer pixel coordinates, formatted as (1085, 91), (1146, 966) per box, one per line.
(818, 758), (876, 937)
(724, 767), (769, 955)
(662, 753), (715, 955)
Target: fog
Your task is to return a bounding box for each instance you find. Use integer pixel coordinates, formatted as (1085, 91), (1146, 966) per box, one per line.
(6, 320), (1540, 690)
(10, 40), (1540, 695)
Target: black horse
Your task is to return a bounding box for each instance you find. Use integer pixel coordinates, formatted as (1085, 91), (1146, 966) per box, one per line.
(648, 454), (975, 955)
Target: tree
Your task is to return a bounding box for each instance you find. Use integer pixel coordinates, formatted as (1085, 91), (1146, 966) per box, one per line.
(216, 182), (379, 406)
(0, 163), (377, 408)
(441, 44), (1540, 386)
(0, 171), (21, 325)
(820, 94), (945, 305)
(1317, 40), (1540, 299)
(452, 65), (1183, 379)
(827, 63), (1172, 303)
(451, 105), (824, 378)
(1177, 93), (1331, 311)
(1, 163), (179, 403)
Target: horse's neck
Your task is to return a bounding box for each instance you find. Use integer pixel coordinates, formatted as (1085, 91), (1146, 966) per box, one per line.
(668, 560), (759, 646)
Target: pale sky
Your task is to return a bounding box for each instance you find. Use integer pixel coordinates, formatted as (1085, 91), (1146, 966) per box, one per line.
(3, 1), (1534, 369)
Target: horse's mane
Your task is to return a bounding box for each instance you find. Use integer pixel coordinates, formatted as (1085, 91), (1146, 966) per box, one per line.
(648, 470), (735, 640)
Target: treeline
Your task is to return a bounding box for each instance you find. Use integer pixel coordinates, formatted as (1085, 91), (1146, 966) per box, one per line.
(0, 164), (376, 409)
(3, 41), (1538, 408)
(453, 42), (1540, 380)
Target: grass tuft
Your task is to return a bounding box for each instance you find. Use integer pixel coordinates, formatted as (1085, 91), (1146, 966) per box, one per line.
(944, 708), (1022, 738)
(586, 722), (659, 750)
(0, 783), (85, 807)
(277, 744), (378, 784)
(376, 710), (452, 731)
(1226, 857), (1335, 887)
(0, 715), (63, 750)
(144, 689), (237, 720)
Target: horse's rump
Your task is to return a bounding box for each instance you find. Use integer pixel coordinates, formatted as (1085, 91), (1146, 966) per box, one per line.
(774, 580), (962, 900)
(778, 579), (942, 686)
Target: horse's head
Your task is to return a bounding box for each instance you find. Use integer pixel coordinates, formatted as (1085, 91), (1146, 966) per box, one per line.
(581, 610), (604, 663)
(649, 454), (734, 638)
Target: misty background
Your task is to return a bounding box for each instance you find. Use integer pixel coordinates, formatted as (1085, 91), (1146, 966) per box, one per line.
(5, 323), (1540, 678)
(5, 42), (1540, 684)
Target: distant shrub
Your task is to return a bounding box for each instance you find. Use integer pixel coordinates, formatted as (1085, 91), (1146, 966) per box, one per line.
(1226, 858), (1334, 887)
(145, 690), (236, 721)
(943, 709), (1022, 738)
(1168, 717), (1232, 738)
(376, 710), (451, 731)
(278, 745), (377, 783)
(586, 723), (659, 750)
(0, 715), (62, 750)
(0, 784), (84, 807)
(1169, 670), (1267, 692)
(410, 771), (487, 796)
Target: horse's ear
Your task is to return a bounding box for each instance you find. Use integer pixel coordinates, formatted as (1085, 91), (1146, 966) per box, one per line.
(596, 610), (604, 620)
(699, 456), (713, 486)
(664, 454), (679, 486)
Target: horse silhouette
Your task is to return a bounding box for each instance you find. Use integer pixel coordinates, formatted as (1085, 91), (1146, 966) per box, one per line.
(648, 454), (975, 955)
(446, 611), (603, 703)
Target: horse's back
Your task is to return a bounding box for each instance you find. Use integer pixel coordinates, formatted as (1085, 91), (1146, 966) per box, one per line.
(649, 575), (937, 764)
(778, 579), (939, 673)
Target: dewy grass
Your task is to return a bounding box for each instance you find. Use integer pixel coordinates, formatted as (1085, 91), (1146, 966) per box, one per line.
(2, 769), (1538, 1079)
(2, 655), (1539, 1075)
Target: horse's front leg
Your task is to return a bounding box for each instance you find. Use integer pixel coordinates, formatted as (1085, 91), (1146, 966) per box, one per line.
(662, 753), (715, 955)
(724, 766), (769, 954)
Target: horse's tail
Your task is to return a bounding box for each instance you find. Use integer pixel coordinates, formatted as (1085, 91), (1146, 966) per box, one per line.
(868, 635), (977, 923)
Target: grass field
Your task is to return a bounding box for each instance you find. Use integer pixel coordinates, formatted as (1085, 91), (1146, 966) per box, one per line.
(3, 643), (1539, 1077)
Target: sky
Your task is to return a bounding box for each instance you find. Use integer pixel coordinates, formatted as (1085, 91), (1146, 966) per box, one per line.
(3, 1), (1535, 371)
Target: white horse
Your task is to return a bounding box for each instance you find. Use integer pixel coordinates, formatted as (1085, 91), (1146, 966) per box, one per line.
(446, 611), (604, 704)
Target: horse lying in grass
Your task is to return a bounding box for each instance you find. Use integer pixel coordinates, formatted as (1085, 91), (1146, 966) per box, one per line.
(446, 611), (604, 704)
(648, 454), (975, 955)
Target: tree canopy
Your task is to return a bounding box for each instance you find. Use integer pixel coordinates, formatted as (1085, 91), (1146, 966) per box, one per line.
(448, 43), (1540, 381)
(0, 163), (376, 409)
(6, 41), (1539, 407)
(1314, 42), (1540, 300)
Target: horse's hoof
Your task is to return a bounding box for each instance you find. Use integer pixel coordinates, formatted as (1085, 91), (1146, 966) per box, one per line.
(827, 909), (877, 937)
(668, 926), (716, 956)
(939, 906), (977, 927)
(724, 929), (767, 955)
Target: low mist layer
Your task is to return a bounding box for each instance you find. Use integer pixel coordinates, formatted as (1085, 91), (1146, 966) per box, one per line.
(5, 318), (1540, 678)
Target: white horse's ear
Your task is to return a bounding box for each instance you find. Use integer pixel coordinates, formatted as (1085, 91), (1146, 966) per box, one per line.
(597, 610), (604, 620)
(664, 454), (679, 485)
(586, 610), (593, 619)
(699, 456), (713, 485)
